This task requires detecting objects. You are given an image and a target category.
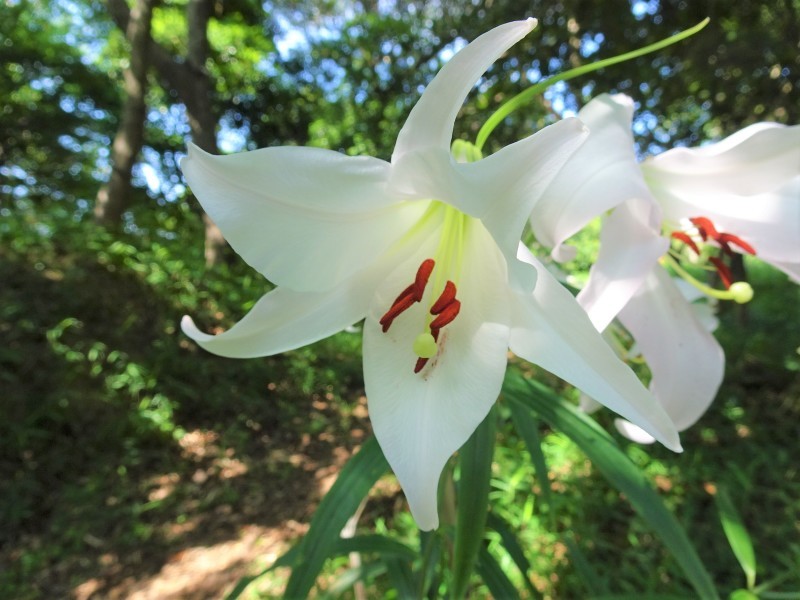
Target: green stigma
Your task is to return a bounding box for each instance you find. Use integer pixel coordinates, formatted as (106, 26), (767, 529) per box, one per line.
(413, 332), (438, 359)
(730, 282), (754, 304)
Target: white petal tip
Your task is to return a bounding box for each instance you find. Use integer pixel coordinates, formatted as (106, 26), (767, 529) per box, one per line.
(407, 498), (439, 531)
(614, 418), (683, 453)
(610, 93), (635, 107)
(614, 418), (656, 444)
(525, 17), (538, 29)
(180, 315), (208, 342)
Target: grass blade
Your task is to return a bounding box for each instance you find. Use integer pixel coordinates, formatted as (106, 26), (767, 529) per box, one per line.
(485, 511), (540, 598)
(475, 544), (522, 600)
(503, 374), (719, 600)
(451, 406), (497, 600)
(284, 436), (389, 599)
(335, 534), (417, 560)
(714, 486), (757, 589)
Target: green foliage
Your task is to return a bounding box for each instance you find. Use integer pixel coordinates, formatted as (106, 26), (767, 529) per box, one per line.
(2, 1), (799, 598)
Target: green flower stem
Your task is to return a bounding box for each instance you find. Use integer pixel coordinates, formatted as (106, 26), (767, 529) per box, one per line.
(475, 18), (710, 151)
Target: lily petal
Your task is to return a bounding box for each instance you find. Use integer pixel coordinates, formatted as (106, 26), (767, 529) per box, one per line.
(363, 221), (510, 530)
(181, 278), (372, 359)
(509, 245), (681, 452)
(181, 144), (428, 292)
(456, 117), (588, 289)
(576, 198), (669, 331)
(392, 18), (537, 161)
(643, 123), (800, 197)
(532, 94), (650, 262)
(617, 266), (724, 437)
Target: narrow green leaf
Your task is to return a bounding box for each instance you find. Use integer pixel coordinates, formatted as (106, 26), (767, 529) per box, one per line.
(563, 533), (606, 596)
(451, 406), (497, 600)
(475, 18), (710, 150)
(714, 487), (757, 589)
(417, 529), (443, 599)
(318, 561), (387, 599)
(507, 398), (555, 522)
(475, 544), (522, 600)
(503, 375), (719, 600)
(284, 436), (390, 599)
(335, 534), (417, 561)
(385, 557), (417, 599)
(225, 535), (414, 599)
(485, 511), (540, 598)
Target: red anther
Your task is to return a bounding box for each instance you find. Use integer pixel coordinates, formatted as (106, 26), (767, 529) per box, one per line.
(380, 293), (416, 332)
(709, 256), (733, 289)
(380, 258), (436, 333)
(430, 281), (457, 314)
(430, 299), (461, 330)
(413, 259), (435, 300)
(670, 231), (700, 255)
(718, 232), (756, 256)
(689, 216), (719, 241)
(389, 283), (416, 307)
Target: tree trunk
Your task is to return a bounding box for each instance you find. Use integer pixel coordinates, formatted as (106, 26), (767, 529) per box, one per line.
(186, 0), (226, 266)
(95, 0), (154, 225)
(106, 0), (226, 265)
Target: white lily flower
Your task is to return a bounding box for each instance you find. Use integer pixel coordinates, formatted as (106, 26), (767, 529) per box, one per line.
(642, 123), (800, 283)
(538, 93), (799, 440)
(180, 22), (680, 530)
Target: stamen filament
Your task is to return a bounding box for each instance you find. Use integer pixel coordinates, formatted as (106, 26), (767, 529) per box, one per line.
(660, 254), (754, 304)
(709, 256), (733, 289)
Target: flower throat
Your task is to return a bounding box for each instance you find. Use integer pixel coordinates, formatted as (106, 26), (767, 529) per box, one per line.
(380, 204), (469, 374)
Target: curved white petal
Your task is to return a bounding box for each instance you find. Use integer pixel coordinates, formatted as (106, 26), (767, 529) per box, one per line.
(182, 144), (428, 292)
(182, 276), (372, 358)
(532, 94), (651, 261)
(180, 211), (444, 357)
(392, 18), (537, 160)
(576, 198), (669, 331)
(617, 266), (725, 434)
(363, 220), (510, 530)
(509, 245), (681, 452)
(613, 419), (657, 444)
(456, 118), (588, 289)
(644, 123), (800, 196)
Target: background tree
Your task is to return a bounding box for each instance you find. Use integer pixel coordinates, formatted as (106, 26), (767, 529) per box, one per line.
(94, 0), (155, 225)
